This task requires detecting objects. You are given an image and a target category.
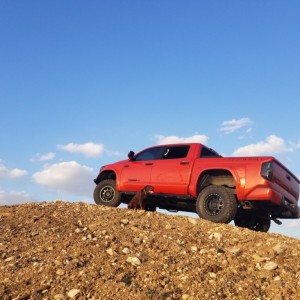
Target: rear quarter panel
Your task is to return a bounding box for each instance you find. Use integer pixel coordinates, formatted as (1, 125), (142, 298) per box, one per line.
(239, 157), (299, 205)
(188, 157), (246, 199)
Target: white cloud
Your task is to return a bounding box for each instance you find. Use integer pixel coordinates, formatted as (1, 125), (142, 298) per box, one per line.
(0, 162), (28, 179)
(0, 189), (35, 205)
(105, 149), (123, 157)
(232, 135), (293, 156)
(57, 142), (104, 157)
(31, 152), (56, 162)
(296, 140), (300, 148)
(155, 134), (208, 145)
(238, 127), (253, 140)
(32, 161), (95, 196)
(285, 219), (300, 228)
(220, 117), (252, 134)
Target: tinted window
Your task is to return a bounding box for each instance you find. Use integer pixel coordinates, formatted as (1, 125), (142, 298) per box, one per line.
(135, 147), (164, 161)
(200, 147), (221, 158)
(162, 146), (190, 159)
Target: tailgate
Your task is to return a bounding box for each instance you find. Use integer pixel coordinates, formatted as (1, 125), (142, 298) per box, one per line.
(272, 159), (300, 203)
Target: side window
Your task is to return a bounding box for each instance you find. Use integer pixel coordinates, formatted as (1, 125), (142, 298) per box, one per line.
(135, 147), (164, 161)
(162, 146), (190, 159)
(200, 146), (221, 158)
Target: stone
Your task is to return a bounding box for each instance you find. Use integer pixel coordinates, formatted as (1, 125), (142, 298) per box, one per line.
(273, 243), (285, 255)
(229, 248), (241, 255)
(56, 269), (65, 276)
(120, 219), (129, 225)
(106, 248), (114, 256)
(263, 261), (278, 271)
(133, 237), (142, 245)
(252, 254), (266, 263)
(188, 218), (198, 225)
(4, 256), (14, 262)
(126, 256), (141, 266)
(67, 289), (80, 298)
(209, 232), (222, 241)
(191, 246), (198, 252)
(122, 247), (130, 254)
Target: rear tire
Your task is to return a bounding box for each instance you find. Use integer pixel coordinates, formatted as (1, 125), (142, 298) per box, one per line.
(196, 185), (237, 224)
(93, 179), (122, 207)
(234, 209), (271, 232)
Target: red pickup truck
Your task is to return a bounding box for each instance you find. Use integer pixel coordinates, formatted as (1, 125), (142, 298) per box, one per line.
(93, 143), (300, 232)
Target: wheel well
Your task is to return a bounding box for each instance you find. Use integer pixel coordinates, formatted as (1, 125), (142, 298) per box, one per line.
(95, 171), (116, 184)
(197, 170), (235, 195)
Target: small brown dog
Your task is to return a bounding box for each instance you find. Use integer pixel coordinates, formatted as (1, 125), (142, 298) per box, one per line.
(128, 185), (154, 210)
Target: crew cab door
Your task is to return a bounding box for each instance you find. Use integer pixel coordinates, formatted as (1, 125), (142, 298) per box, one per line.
(150, 145), (192, 195)
(120, 146), (164, 191)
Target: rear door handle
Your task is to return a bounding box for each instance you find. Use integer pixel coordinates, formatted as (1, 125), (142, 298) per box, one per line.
(145, 162), (153, 166)
(180, 161), (189, 165)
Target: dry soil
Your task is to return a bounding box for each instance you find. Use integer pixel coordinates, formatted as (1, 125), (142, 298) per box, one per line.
(1, 201), (300, 300)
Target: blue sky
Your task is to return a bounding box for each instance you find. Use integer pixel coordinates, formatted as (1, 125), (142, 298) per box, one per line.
(1, 1), (300, 238)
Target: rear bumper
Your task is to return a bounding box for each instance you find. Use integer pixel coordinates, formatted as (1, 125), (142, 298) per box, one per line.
(244, 187), (299, 219)
(280, 198), (300, 218)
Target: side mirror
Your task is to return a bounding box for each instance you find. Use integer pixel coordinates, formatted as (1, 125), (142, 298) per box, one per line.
(128, 151), (135, 161)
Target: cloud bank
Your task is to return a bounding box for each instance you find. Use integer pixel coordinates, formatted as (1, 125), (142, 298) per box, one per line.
(233, 135), (293, 156)
(155, 134), (208, 145)
(220, 118), (252, 134)
(32, 161), (95, 196)
(57, 142), (104, 157)
(0, 162), (28, 179)
(0, 189), (35, 205)
(31, 152), (56, 162)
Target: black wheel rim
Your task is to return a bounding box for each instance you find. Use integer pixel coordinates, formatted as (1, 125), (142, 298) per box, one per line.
(100, 186), (115, 202)
(204, 194), (224, 216)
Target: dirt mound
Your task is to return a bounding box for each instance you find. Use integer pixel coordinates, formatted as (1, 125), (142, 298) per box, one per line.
(1, 201), (300, 300)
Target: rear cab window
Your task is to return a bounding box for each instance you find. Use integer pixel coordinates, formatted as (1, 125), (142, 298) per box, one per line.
(200, 146), (222, 158)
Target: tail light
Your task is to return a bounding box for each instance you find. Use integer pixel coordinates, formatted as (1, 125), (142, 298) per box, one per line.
(261, 162), (273, 181)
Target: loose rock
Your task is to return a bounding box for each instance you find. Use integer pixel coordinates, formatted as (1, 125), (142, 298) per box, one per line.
(263, 261), (278, 271)
(126, 256), (141, 266)
(67, 289), (80, 298)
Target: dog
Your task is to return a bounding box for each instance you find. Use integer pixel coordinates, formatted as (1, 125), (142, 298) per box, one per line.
(127, 185), (154, 210)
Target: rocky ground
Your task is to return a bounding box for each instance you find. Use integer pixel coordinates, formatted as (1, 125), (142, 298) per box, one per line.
(0, 201), (300, 300)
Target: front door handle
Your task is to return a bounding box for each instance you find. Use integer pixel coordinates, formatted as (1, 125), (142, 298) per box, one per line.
(145, 162), (153, 166)
(180, 161), (189, 165)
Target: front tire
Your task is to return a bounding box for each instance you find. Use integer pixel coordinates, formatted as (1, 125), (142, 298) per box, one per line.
(196, 185), (237, 224)
(93, 179), (122, 207)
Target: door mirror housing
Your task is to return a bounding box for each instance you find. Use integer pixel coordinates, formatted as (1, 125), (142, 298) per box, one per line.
(128, 151), (135, 161)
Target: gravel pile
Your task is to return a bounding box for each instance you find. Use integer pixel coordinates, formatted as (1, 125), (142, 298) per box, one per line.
(1, 201), (300, 300)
